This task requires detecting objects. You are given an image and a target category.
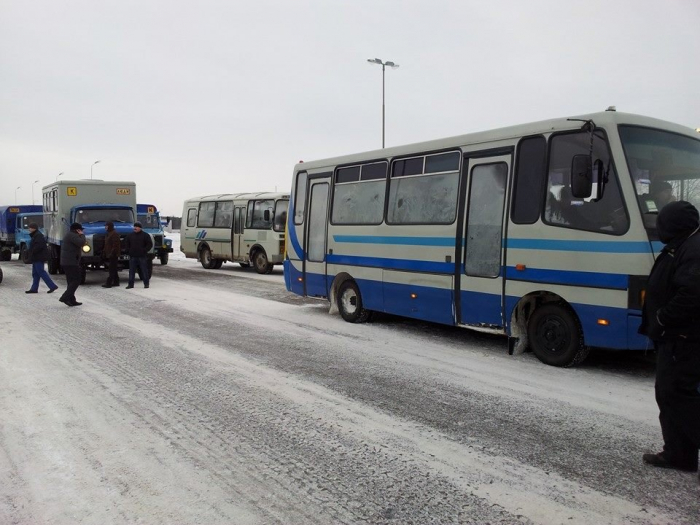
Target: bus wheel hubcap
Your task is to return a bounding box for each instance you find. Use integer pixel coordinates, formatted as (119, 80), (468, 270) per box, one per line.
(341, 290), (357, 313)
(537, 316), (568, 353)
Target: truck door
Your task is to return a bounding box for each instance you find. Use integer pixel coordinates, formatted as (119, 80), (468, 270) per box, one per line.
(458, 152), (511, 328)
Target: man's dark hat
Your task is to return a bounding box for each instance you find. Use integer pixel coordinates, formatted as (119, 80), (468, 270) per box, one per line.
(70, 222), (83, 231)
(28, 222), (39, 230)
(657, 200), (700, 244)
(134, 221), (143, 228)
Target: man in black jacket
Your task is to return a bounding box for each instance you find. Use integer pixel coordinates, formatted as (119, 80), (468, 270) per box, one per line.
(640, 201), (700, 481)
(125, 222), (153, 289)
(25, 223), (58, 294)
(59, 222), (86, 306)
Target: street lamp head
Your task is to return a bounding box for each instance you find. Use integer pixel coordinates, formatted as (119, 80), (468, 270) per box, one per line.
(385, 61), (399, 68)
(367, 58), (383, 65)
(34, 179), (40, 183)
(93, 160), (101, 165)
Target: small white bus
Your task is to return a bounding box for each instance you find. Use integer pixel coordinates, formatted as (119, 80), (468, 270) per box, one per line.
(284, 110), (700, 366)
(182, 192), (289, 273)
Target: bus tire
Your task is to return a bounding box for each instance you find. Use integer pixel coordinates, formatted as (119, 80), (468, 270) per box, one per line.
(337, 280), (372, 323)
(527, 303), (589, 367)
(160, 252), (168, 265)
(20, 244), (29, 264)
(213, 259), (223, 269)
(252, 249), (272, 274)
(0, 248), (11, 261)
(200, 246), (216, 269)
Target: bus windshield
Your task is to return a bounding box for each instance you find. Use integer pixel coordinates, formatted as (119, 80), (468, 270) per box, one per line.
(620, 126), (700, 235)
(76, 208), (134, 224)
(273, 200), (289, 232)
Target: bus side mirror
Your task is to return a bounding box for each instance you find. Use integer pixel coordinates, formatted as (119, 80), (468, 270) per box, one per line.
(264, 210), (271, 222)
(571, 154), (593, 199)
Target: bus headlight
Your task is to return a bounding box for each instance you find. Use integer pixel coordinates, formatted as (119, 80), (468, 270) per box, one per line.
(82, 245), (91, 253)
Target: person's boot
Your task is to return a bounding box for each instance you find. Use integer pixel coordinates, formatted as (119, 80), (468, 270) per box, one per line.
(643, 452), (697, 472)
(102, 283), (112, 288)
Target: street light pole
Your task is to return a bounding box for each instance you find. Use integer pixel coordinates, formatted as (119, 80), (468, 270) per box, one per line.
(91, 160), (101, 180)
(367, 58), (399, 148)
(56, 172), (65, 181)
(32, 179), (40, 205)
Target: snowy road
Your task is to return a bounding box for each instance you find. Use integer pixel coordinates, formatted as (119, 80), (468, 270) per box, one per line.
(0, 254), (698, 524)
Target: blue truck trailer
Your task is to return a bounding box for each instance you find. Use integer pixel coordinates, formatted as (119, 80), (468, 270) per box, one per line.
(137, 204), (173, 265)
(0, 205), (42, 260)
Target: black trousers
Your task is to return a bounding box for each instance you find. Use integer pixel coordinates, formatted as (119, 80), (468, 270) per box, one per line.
(655, 339), (700, 470)
(106, 255), (120, 285)
(60, 265), (81, 303)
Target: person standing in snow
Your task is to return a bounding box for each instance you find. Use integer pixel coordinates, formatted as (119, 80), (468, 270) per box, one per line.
(58, 222), (86, 306)
(124, 221), (153, 289)
(102, 221), (121, 288)
(640, 201), (700, 482)
(25, 223), (59, 294)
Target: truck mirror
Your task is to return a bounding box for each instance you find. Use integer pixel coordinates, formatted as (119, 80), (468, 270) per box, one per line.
(571, 154), (593, 199)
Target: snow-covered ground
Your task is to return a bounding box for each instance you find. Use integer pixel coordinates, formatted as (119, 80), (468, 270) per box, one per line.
(0, 255), (698, 524)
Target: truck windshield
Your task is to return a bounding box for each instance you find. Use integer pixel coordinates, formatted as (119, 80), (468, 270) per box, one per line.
(76, 208), (134, 224)
(21, 215), (44, 229)
(137, 214), (161, 229)
(273, 200), (289, 232)
(619, 126), (700, 237)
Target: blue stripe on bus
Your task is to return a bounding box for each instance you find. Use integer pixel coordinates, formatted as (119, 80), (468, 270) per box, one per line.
(505, 266), (628, 290)
(327, 254), (454, 274)
(287, 198), (305, 259)
(333, 235), (455, 247)
(506, 238), (653, 253)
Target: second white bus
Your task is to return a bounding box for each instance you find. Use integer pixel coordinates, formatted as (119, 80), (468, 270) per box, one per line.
(182, 192), (289, 273)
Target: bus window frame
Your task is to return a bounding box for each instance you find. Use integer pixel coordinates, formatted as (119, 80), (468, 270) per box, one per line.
(541, 128), (630, 236)
(330, 159), (388, 226)
(293, 171), (308, 226)
(385, 149), (462, 226)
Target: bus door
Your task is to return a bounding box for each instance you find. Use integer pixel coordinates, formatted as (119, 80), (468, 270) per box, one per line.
(304, 176), (331, 297)
(458, 153), (511, 327)
(232, 206), (245, 259)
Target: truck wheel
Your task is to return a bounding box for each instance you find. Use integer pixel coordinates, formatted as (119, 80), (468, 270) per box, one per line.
(20, 245), (29, 264)
(200, 247), (216, 269)
(0, 249), (11, 261)
(160, 252), (169, 265)
(147, 258), (153, 278)
(47, 249), (59, 274)
(337, 280), (372, 323)
(79, 265), (87, 285)
(527, 303), (590, 367)
(253, 249), (272, 274)
(0, 267), (3, 284)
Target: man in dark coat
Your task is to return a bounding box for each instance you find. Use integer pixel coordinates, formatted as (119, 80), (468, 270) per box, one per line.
(59, 222), (86, 306)
(25, 223), (58, 294)
(640, 201), (700, 481)
(102, 221), (121, 288)
(125, 222), (153, 289)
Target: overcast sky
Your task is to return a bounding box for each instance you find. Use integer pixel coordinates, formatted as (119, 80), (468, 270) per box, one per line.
(1, 0), (699, 216)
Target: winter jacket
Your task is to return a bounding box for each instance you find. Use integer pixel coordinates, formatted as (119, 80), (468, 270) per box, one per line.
(125, 230), (153, 258)
(640, 201), (700, 342)
(28, 230), (50, 263)
(104, 229), (121, 259)
(60, 231), (86, 267)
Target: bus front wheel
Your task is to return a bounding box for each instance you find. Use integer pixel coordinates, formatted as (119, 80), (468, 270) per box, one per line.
(338, 280), (372, 323)
(527, 303), (589, 367)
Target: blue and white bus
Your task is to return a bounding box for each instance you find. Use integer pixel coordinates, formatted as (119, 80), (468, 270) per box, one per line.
(284, 110), (700, 366)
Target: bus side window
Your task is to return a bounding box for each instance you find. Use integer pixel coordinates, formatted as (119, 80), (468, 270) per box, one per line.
(544, 131), (628, 235)
(294, 171), (308, 225)
(511, 136), (547, 224)
(187, 208), (197, 227)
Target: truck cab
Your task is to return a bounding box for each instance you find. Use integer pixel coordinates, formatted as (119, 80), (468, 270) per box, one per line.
(15, 212), (46, 263)
(0, 205), (42, 260)
(137, 203), (173, 265)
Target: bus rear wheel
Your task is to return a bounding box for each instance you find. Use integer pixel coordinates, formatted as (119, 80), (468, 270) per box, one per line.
(200, 247), (216, 269)
(527, 303), (589, 367)
(253, 250), (273, 274)
(212, 259), (223, 269)
(338, 280), (372, 323)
